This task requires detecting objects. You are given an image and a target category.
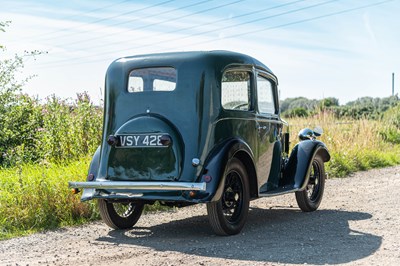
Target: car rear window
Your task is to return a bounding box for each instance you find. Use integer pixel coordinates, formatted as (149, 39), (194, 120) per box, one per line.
(128, 67), (176, 92)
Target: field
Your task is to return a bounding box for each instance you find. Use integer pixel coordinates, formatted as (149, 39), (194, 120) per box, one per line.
(287, 112), (400, 177)
(1, 110), (399, 240)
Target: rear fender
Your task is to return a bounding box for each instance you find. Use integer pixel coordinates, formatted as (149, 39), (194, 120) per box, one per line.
(81, 146), (101, 201)
(88, 146), (101, 180)
(282, 140), (330, 190)
(201, 139), (254, 202)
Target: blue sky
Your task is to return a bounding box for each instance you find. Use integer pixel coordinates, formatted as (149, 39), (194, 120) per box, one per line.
(1, 0), (399, 104)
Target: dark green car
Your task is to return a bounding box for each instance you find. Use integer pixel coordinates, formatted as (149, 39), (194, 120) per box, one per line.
(69, 51), (330, 236)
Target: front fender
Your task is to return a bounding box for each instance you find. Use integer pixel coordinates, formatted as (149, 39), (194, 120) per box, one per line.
(200, 138), (254, 202)
(283, 140), (330, 190)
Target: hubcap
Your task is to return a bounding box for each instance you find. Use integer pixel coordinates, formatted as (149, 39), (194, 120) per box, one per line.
(306, 161), (321, 202)
(221, 171), (243, 223)
(113, 203), (135, 218)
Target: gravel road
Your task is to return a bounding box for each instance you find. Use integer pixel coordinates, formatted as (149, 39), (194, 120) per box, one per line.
(1, 166), (400, 266)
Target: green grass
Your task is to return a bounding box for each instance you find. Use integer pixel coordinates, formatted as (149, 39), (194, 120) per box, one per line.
(0, 158), (174, 240)
(286, 112), (400, 177)
(2, 112), (400, 240)
(0, 158), (98, 240)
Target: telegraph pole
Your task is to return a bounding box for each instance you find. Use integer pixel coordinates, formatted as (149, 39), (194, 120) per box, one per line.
(392, 72), (395, 96)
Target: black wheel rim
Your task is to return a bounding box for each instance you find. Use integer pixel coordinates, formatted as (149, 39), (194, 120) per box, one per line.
(112, 202), (135, 218)
(306, 160), (321, 202)
(221, 170), (244, 223)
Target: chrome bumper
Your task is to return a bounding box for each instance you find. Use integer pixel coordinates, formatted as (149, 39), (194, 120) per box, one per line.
(68, 181), (207, 191)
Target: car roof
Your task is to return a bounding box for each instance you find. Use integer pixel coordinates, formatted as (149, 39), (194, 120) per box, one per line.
(114, 50), (275, 77)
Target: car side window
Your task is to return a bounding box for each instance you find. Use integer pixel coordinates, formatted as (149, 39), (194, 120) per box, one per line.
(257, 75), (275, 114)
(221, 71), (251, 111)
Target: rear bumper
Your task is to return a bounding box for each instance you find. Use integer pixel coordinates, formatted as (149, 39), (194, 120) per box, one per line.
(68, 181), (209, 202)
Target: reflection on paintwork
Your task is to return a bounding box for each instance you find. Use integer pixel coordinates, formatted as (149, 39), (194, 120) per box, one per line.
(108, 148), (177, 181)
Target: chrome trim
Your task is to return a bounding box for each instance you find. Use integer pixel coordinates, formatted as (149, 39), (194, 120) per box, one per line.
(68, 181), (206, 191)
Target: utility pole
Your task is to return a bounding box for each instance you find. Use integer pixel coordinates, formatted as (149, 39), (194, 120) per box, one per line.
(392, 72), (395, 96)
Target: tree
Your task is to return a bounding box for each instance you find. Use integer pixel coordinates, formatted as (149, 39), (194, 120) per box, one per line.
(0, 21), (43, 165)
(319, 97), (339, 108)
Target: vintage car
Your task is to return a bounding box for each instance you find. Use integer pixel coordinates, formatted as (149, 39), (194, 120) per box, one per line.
(69, 51), (330, 236)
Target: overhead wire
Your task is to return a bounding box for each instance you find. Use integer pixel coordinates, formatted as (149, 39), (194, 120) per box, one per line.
(54, 0), (306, 52)
(33, 0), (396, 69)
(21, 0), (134, 40)
(36, 0), (337, 67)
(54, 0), (243, 48)
(28, 0), (177, 42)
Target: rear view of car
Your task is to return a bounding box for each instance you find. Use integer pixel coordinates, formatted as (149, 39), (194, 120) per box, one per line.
(69, 51), (330, 235)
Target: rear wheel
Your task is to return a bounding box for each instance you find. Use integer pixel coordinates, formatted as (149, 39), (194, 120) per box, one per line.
(295, 156), (325, 212)
(98, 199), (144, 229)
(207, 158), (250, 236)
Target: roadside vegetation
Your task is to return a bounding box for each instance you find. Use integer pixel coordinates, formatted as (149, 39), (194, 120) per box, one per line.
(286, 110), (400, 177)
(1, 21), (399, 239)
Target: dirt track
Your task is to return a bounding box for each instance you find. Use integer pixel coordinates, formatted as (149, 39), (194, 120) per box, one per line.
(1, 166), (400, 266)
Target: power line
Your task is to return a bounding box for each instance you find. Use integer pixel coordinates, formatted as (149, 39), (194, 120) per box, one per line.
(223, 0), (396, 40)
(52, 0), (306, 52)
(21, 0), (133, 40)
(36, 0), (337, 67)
(53, 0), (242, 48)
(34, 0), (396, 69)
(134, 0), (339, 53)
(28, 0), (177, 42)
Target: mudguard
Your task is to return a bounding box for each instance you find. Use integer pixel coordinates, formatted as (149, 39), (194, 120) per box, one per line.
(80, 146), (101, 201)
(200, 138), (254, 202)
(282, 140), (330, 190)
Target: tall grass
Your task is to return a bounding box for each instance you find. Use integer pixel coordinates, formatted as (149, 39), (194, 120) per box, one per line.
(286, 112), (400, 177)
(0, 158), (98, 240)
(0, 160), (173, 240)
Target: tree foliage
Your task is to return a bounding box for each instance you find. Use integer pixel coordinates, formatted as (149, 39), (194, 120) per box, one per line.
(281, 95), (398, 119)
(0, 22), (103, 167)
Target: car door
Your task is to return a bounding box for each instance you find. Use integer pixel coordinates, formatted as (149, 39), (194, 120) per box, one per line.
(255, 72), (282, 193)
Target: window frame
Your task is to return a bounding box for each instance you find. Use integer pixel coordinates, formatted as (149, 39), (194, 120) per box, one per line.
(127, 66), (177, 93)
(255, 70), (279, 116)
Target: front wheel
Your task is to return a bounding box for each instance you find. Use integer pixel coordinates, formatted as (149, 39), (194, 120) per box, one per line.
(98, 199), (144, 229)
(207, 158), (250, 236)
(295, 156), (325, 212)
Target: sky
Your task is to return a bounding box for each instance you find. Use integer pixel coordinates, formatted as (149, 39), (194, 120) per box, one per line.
(1, 0), (399, 105)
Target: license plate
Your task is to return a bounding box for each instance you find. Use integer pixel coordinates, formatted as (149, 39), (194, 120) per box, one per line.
(117, 134), (167, 148)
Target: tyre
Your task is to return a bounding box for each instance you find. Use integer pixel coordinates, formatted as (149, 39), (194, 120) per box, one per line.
(207, 158), (250, 236)
(295, 155), (325, 212)
(98, 199), (144, 229)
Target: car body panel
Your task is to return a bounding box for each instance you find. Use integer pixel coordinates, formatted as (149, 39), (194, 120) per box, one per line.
(70, 50), (330, 205)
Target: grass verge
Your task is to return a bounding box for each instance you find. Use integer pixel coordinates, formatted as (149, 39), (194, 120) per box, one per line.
(286, 112), (400, 177)
(2, 112), (400, 240)
(0, 159), (98, 240)
(0, 159), (173, 240)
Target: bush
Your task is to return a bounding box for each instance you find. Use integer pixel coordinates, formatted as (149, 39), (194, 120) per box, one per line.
(282, 107), (309, 118)
(0, 92), (102, 167)
(379, 104), (400, 144)
(38, 93), (102, 163)
(287, 112), (400, 178)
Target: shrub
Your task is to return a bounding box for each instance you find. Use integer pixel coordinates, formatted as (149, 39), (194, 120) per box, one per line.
(287, 112), (400, 178)
(379, 104), (400, 144)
